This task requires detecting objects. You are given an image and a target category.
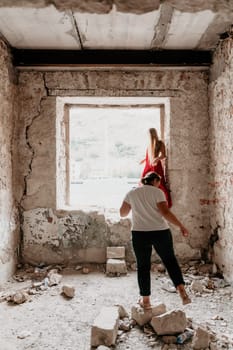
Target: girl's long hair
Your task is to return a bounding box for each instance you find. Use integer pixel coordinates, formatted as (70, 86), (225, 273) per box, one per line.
(148, 128), (161, 164)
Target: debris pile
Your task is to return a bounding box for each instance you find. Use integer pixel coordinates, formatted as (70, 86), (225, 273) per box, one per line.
(91, 300), (233, 349)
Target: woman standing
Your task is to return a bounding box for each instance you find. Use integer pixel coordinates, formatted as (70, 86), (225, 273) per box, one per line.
(120, 171), (191, 309)
(140, 128), (172, 208)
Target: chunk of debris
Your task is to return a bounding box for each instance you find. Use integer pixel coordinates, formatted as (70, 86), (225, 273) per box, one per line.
(151, 309), (187, 335)
(192, 326), (211, 349)
(62, 285), (75, 298)
(118, 319), (131, 331)
(7, 291), (29, 304)
(91, 306), (119, 347)
(131, 302), (166, 326)
(198, 263), (213, 275)
(31, 281), (43, 288)
(162, 335), (177, 344)
(115, 304), (129, 318)
(82, 267), (90, 274)
(47, 270), (62, 286)
(191, 280), (204, 293)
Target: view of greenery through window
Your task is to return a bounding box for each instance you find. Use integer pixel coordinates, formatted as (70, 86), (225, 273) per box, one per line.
(69, 107), (160, 209)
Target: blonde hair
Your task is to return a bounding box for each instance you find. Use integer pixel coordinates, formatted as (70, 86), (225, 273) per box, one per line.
(148, 128), (162, 164)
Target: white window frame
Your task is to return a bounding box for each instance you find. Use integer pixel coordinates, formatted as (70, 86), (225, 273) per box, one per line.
(56, 96), (170, 210)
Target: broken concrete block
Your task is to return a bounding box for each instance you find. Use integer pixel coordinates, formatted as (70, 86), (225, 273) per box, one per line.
(8, 291), (29, 304)
(162, 335), (177, 344)
(116, 304), (129, 318)
(47, 270), (62, 286)
(191, 280), (204, 293)
(151, 309), (187, 335)
(106, 258), (127, 276)
(106, 246), (125, 259)
(192, 326), (211, 349)
(82, 267), (90, 274)
(118, 319), (131, 331)
(91, 306), (119, 347)
(209, 342), (218, 350)
(62, 285), (75, 298)
(131, 302), (166, 326)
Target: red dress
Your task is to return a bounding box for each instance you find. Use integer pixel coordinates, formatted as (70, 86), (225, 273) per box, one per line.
(141, 150), (172, 208)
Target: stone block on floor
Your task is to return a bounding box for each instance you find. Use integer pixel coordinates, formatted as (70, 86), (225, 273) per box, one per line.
(91, 306), (119, 347)
(106, 246), (125, 259)
(151, 309), (187, 335)
(106, 258), (127, 276)
(131, 302), (167, 326)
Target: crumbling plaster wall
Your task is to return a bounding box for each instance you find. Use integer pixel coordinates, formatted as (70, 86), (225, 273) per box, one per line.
(0, 40), (19, 283)
(16, 69), (211, 266)
(209, 37), (233, 283)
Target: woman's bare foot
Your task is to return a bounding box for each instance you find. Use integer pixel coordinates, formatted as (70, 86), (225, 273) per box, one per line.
(138, 296), (152, 310)
(176, 284), (191, 305)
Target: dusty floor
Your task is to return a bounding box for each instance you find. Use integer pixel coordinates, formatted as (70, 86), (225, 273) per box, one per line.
(0, 265), (233, 350)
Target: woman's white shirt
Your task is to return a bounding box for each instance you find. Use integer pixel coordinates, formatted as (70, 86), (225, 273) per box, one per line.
(123, 185), (169, 231)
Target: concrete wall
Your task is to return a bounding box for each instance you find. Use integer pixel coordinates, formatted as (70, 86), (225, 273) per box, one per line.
(0, 40), (19, 283)
(209, 37), (233, 282)
(15, 69), (210, 266)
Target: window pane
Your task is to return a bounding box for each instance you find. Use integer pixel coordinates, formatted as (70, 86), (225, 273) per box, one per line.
(70, 107), (161, 209)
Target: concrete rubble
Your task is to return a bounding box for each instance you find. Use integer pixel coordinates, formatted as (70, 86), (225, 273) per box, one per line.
(89, 297), (230, 349)
(0, 261), (233, 349)
(192, 326), (211, 349)
(91, 306), (121, 347)
(88, 261), (233, 348)
(1, 264), (63, 304)
(61, 285), (75, 298)
(131, 302), (167, 326)
(150, 309), (187, 335)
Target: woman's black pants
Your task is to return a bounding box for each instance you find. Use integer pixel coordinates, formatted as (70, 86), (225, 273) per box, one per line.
(132, 229), (185, 296)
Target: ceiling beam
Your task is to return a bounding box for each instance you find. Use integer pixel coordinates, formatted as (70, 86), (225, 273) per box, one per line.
(151, 3), (174, 49)
(12, 49), (212, 67)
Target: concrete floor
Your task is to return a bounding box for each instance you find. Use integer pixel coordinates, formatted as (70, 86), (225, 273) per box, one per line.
(0, 266), (233, 350)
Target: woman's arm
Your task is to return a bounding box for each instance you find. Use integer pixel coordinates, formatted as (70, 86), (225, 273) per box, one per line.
(157, 201), (189, 237)
(139, 158), (146, 164)
(152, 141), (166, 165)
(159, 141), (166, 160)
(120, 201), (131, 217)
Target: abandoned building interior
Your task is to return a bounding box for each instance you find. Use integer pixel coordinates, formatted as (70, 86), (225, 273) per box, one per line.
(0, 0), (233, 349)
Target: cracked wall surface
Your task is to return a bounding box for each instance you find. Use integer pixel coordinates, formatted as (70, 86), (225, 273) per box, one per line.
(209, 37), (233, 282)
(16, 69), (211, 265)
(0, 40), (19, 283)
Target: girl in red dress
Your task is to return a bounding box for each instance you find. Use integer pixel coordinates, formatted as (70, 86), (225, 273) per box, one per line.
(140, 128), (172, 208)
